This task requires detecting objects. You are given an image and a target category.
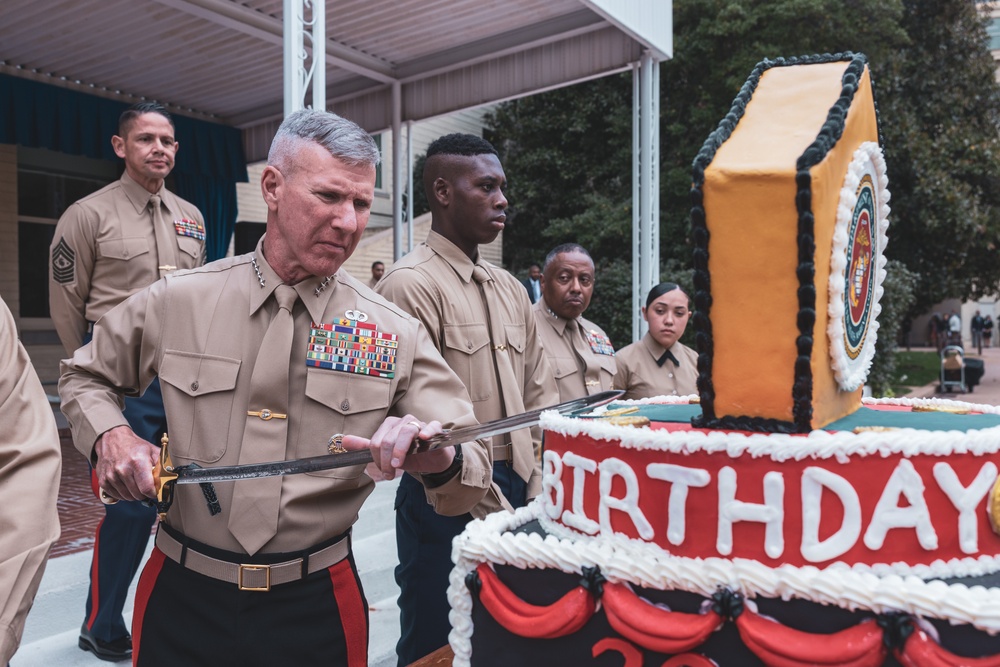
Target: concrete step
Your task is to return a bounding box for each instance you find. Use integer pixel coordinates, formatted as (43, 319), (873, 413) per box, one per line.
(13, 478), (402, 666)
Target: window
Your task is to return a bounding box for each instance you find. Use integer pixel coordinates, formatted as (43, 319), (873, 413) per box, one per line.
(16, 148), (116, 321)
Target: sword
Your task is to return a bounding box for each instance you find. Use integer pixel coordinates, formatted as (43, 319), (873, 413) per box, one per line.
(102, 390), (624, 517)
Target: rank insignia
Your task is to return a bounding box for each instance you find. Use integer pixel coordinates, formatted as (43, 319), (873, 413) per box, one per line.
(52, 237), (76, 284)
(586, 329), (614, 356)
(174, 218), (206, 241)
(306, 319), (398, 379)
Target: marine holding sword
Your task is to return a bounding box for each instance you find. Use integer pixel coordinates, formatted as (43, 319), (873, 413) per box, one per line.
(58, 109), (496, 667)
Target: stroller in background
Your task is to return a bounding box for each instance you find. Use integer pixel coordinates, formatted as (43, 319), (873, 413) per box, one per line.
(939, 345), (986, 393)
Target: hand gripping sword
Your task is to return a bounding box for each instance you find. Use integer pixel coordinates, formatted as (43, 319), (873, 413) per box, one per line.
(101, 390), (623, 519)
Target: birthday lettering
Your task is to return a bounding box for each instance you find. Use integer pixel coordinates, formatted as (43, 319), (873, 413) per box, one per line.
(541, 451), (1000, 565)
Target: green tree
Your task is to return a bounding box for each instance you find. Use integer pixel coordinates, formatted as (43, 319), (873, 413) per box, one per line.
(877, 0), (1000, 315)
(488, 0), (1000, 377)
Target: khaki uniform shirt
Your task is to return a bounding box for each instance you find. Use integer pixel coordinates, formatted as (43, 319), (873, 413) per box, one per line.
(377, 230), (558, 504)
(49, 171), (206, 354)
(0, 297), (61, 664)
(59, 240), (492, 554)
(532, 298), (616, 401)
(613, 333), (699, 400)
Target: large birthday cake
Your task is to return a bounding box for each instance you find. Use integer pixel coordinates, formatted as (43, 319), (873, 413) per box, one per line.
(447, 53), (1000, 666)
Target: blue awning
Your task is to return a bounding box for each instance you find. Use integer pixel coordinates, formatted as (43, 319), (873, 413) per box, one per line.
(0, 74), (249, 261)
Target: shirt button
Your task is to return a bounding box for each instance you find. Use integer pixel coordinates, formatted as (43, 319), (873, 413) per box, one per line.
(341, 399), (350, 411)
(191, 381), (199, 392)
(668, 373), (674, 378)
(466, 341), (473, 349)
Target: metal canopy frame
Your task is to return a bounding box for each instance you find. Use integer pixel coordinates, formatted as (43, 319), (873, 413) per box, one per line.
(0, 0), (671, 341)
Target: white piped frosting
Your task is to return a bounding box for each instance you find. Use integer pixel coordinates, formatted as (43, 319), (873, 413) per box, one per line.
(448, 395), (1000, 665)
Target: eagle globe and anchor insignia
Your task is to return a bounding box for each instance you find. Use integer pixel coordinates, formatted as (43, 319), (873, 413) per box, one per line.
(845, 173), (876, 360)
(828, 142), (890, 392)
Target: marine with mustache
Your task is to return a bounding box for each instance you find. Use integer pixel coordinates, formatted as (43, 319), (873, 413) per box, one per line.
(48, 102), (205, 663)
(532, 243), (616, 401)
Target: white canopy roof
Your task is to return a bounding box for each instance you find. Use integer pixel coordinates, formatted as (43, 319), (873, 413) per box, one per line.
(1, 0), (671, 160)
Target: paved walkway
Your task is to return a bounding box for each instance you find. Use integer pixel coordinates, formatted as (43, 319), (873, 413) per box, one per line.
(14, 421), (402, 667)
(11, 346), (1000, 665)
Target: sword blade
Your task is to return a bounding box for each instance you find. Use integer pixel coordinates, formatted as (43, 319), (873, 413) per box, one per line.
(172, 389), (622, 484)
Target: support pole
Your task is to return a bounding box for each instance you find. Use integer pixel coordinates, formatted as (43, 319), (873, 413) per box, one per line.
(392, 80), (403, 261)
(283, 0), (325, 114)
(632, 51), (661, 341)
(406, 120), (414, 253)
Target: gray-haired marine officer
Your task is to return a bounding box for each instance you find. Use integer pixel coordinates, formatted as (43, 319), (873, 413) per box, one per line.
(48, 101), (206, 663)
(58, 109), (491, 667)
(533, 243), (616, 401)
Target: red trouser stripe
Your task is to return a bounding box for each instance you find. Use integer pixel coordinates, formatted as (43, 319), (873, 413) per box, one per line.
(85, 516), (104, 630)
(131, 547), (167, 667)
(328, 559), (367, 667)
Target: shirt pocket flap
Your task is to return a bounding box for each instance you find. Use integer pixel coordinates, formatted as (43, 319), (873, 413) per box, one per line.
(177, 236), (202, 259)
(160, 350), (241, 397)
(97, 236), (150, 261)
(551, 356), (577, 379)
(443, 323), (490, 356)
(598, 354), (617, 375)
(305, 367), (391, 415)
(503, 323), (526, 353)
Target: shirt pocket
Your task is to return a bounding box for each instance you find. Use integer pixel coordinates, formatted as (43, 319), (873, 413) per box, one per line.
(598, 354), (617, 380)
(159, 350), (241, 463)
(97, 236), (150, 262)
(303, 368), (392, 479)
(176, 236), (203, 264)
(550, 355), (577, 382)
(442, 323), (492, 402)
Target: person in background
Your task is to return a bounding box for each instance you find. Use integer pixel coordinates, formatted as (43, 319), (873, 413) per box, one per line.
(948, 310), (962, 347)
(972, 310), (984, 355)
(532, 243), (615, 401)
(48, 101), (206, 663)
(58, 109), (491, 667)
(377, 133), (558, 666)
(521, 263), (542, 304)
(0, 295), (61, 665)
(613, 282), (698, 400)
(984, 314), (994, 349)
(368, 260), (385, 289)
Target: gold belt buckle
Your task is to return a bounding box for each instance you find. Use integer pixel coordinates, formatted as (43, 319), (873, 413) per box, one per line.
(238, 563), (271, 591)
(247, 409), (287, 421)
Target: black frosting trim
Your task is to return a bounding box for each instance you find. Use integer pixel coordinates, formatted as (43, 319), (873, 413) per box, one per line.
(690, 52), (872, 434)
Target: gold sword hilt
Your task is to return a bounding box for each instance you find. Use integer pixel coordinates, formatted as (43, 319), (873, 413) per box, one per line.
(152, 433), (178, 521)
(98, 433), (176, 521)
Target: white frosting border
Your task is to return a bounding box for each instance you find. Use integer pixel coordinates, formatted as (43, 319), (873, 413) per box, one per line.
(545, 396), (1000, 463)
(447, 396), (1000, 665)
(827, 141), (891, 391)
(448, 501), (1000, 667)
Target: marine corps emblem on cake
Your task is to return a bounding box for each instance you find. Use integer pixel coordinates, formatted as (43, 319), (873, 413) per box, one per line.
(828, 141), (890, 391)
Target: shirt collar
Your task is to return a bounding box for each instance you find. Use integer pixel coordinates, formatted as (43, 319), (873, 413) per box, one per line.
(536, 297), (572, 335)
(641, 331), (670, 361)
(120, 171), (166, 215)
(248, 235), (335, 323)
(426, 229), (479, 283)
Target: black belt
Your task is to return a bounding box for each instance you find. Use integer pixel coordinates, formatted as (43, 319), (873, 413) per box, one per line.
(155, 527), (350, 592)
